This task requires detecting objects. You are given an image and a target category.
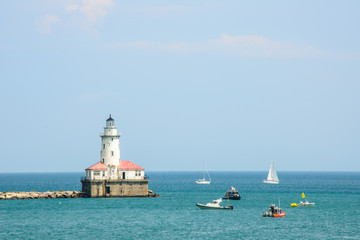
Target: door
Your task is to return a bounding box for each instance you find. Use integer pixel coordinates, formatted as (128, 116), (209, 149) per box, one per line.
(105, 186), (110, 194)
(122, 172), (126, 179)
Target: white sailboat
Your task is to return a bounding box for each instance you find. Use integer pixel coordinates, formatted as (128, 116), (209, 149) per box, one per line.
(196, 162), (211, 184)
(263, 161), (279, 184)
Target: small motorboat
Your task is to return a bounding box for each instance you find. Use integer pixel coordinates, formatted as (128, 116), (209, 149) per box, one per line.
(291, 193), (315, 207)
(263, 204), (285, 217)
(222, 186), (241, 200)
(291, 200), (315, 207)
(196, 198), (233, 210)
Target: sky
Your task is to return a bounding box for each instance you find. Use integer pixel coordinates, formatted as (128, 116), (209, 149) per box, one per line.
(0, 0), (359, 172)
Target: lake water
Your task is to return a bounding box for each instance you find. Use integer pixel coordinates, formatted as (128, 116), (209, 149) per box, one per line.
(0, 172), (359, 239)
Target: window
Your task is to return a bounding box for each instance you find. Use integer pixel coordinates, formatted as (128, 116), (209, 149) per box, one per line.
(102, 158), (104, 163)
(112, 138), (114, 141)
(111, 151), (114, 156)
(103, 144), (105, 149)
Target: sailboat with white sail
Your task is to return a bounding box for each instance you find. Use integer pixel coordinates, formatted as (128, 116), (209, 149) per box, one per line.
(263, 161), (279, 184)
(196, 162), (211, 184)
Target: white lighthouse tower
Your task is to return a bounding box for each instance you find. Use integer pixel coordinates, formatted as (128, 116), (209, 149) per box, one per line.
(101, 115), (121, 168)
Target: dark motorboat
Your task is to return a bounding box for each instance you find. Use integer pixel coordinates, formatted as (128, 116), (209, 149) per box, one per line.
(222, 186), (241, 200)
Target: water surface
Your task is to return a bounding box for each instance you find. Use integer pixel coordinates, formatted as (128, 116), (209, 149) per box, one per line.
(0, 172), (359, 239)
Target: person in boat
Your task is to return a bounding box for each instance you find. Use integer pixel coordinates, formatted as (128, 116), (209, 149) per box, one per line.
(270, 204), (275, 214)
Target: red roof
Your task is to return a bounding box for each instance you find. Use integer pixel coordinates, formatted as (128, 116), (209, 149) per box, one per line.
(86, 162), (108, 170)
(118, 160), (144, 170)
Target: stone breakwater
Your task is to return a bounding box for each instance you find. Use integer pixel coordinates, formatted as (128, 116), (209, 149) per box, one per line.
(0, 190), (159, 200)
(0, 191), (84, 200)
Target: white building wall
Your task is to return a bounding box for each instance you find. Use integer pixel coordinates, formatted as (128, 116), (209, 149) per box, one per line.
(118, 170), (144, 180)
(86, 170), (107, 180)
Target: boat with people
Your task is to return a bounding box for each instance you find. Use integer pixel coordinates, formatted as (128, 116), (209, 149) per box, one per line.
(263, 161), (279, 184)
(195, 162), (211, 184)
(291, 192), (315, 207)
(263, 203), (285, 217)
(222, 186), (241, 200)
(196, 198), (233, 210)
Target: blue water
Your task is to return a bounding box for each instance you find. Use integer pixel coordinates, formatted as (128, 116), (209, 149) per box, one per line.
(0, 172), (359, 239)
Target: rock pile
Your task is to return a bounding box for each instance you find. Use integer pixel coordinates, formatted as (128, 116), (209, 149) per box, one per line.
(148, 190), (159, 197)
(0, 191), (83, 200)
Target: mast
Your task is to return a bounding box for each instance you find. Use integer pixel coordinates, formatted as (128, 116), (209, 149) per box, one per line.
(204, 162), (211, 181)
(203, 161), (206, 180)
(267, 162), (274, 180)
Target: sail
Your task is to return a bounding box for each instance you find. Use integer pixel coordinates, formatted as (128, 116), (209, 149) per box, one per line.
(267, 162), (279, 182)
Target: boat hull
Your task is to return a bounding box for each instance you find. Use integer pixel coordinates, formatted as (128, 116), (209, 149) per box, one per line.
(291, 202), (315, 207)
(222, 195), (241, 200)
(195, 181), (211, 184)
(196, 203), (233, 210)
(263, 180), (279, 184)
(273, 212), (286, 217)
(263, 212), (286, 217)
(300, 203), (315, 207)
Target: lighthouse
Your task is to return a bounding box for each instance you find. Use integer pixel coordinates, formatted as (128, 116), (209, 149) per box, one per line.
(81, 115), (149, 197)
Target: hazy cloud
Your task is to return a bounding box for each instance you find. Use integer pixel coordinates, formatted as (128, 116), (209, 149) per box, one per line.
(66, 0), (115, 25)
(34, 1), (115, 35)
(114, 34), (330, 59)
(35, 14), (61, 34)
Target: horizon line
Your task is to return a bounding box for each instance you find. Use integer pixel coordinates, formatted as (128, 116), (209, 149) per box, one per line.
(0, 170), (359, 174)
